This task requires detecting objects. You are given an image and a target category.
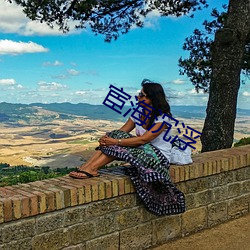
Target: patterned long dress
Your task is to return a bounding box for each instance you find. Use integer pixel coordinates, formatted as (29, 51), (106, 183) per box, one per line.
(97, 130), (185, 216)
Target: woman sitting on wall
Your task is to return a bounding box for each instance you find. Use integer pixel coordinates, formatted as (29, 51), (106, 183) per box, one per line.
(69, 79), (185, 216)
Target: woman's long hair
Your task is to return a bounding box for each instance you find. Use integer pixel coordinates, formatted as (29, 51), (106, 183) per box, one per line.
(141, 79), (172, 130)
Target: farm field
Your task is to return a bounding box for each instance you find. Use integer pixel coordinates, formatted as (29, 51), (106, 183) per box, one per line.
(0, 114), (249, 168)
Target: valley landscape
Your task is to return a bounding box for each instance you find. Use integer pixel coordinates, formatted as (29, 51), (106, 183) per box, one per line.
(0, 102), (249, 168)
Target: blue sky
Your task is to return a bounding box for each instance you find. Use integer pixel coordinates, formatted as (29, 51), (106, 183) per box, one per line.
(0, 0), (249, 109)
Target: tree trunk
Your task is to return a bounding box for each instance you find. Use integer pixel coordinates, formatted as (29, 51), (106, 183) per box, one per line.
(201, 0), (250, 152)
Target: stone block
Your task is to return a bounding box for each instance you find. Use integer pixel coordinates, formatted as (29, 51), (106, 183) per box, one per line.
(32, 228), (70, 250)
(12, 197), (22, 220)
(175, 182), (187, 193)
(117, 177), (125, 195)
(98, 181), (105, 200)
(0, 228), (2, 244)
(36, 212), (64, 234)
(62, 244), (86, 250)
(111, 179), (119, 197)
(228, 195), (249, 219)
(0, 238), (32, 250)
(245, 166), (250, 179)
(220, 159), (229, 172)
(194, 189), (214, 207)
(64, 207), (85, 227)
(86, 232), (119, 250)
(84, 194), (136, 218)
(103, 180), (112, 198)
(215, 171), (235, 186)
(93, 213), (118, 237)
(185, 178), (209, 193)
(2, 218), (36, 243)
(152, 214), (181, 245)
(33, 191), (47, 214)
(0, 200), (4, 223)
(179, 166), (185, 182)
(67, 222), (96, 245)
(235, 168), (246, 181)
(124, 177), (132, 194)
(247, 154), (250, 166)
(115, 207), (151, 230)
(170, 166), (179, 183)
(54, 187), (70, 208)
(241, 179), (250, 194)
(213, 185), (228, 201)
(228, 183), (241, 198)
(83, 184), (92, 203)
(2, 198), (12, 222)
(208, 201), (228, 227)
(48, 187), (65, 210)
(120, 222), (152, 250)
(21, 196), (30, 218)
(239, 154), (248, 168)
(185, 193), (196, 210)
(181, 206), (207, 235)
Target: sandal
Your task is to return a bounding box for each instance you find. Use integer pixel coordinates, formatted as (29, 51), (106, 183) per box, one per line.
(69, 169), (100, 179)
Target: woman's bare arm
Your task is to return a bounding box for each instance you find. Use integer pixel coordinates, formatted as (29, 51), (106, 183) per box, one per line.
(118, 118), (135, 133)
(101, 122), (167, 147)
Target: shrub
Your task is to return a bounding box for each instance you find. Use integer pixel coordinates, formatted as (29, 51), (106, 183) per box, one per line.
(0, 165), (78, 187)
(234, 137), (250, 147)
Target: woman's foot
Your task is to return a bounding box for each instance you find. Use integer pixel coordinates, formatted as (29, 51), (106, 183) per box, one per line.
(69, 168), (99, 179)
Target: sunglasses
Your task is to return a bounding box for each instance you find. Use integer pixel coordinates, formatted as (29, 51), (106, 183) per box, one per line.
(138, 91), (146, 98)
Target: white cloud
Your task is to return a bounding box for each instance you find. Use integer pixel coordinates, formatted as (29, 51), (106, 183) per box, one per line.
(75, 91), (86, 95)
(188, 89), (206, 95)
(144, 9), (161, 29)
(43, 60), (63, 66)
(52, 74), (68, 80)
(0, 78), (16, 85)
(243, 91), (250, 97)
(175, 91), (186, 97)
(68, 69), (80, 76)
(0, 39), (48, 55)
(0, 0), (83, 36)
(38, 81), (68, 91)
(166, 87), (209, 107)
(17, 84), (24, 89)
(0, 78), (24, 91)
(172, 79), (185, 85)
(189, 89), (197, 94)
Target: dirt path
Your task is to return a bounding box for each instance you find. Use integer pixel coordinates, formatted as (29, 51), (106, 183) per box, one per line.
(151, 213), (250, 250)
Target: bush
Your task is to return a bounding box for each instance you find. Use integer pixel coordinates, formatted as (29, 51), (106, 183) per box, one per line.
(234, 137), (250, 147)
(0, 165), (78, 187)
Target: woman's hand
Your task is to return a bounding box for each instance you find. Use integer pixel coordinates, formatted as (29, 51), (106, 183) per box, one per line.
(98, 135), (117, 147)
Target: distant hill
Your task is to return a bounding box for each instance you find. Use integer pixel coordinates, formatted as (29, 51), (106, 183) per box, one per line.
(0, 102), (249, 124)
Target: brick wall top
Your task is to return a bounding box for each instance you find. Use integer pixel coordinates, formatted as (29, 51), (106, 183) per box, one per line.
(0, 145), (249, 224)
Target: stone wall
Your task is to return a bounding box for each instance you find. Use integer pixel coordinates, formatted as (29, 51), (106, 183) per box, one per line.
(0, 145), (249, 250)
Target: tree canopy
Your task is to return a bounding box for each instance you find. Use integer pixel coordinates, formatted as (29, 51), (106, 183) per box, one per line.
(8, 0), (208, 41)
(179, 5), (250, 93)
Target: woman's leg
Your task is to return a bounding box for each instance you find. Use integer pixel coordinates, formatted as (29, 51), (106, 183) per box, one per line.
(81, 150), (103, 168)
(70, 150), (116, 178)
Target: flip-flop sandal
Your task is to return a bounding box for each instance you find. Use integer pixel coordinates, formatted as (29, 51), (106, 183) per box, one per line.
(69, 169), (100, 179)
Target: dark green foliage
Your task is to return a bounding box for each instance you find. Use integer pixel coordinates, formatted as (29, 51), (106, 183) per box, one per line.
(8, 0), (208, 42)
(0, 162), (121, 186)
(179, 5), (250, 92)
(0, 164), (78, 187)
(234, 137), (250, 147)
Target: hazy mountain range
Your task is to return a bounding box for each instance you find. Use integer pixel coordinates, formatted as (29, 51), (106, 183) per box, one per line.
(0, 102), (249, 124)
